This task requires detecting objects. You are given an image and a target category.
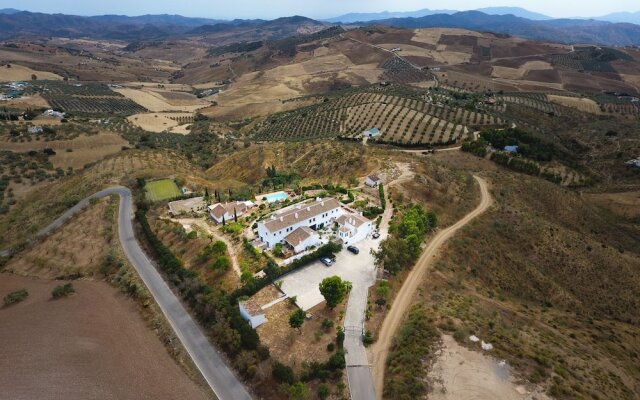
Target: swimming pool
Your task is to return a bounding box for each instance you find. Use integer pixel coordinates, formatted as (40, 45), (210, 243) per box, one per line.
(263, 191), (288, 203)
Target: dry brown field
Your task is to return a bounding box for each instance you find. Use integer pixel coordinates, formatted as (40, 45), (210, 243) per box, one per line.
(0, 63), (63, 81)
(0, 132), (129, 169)
(127, 112), (193, 133)
(0, 273), (210, 400)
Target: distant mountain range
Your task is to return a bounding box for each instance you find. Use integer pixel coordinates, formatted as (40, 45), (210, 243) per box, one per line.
(326, 7), (552, 23)
(363, 11), (640, 47)
(1, 9), (640, 47)
(328, 7), (640, 25)
(592, 11), (640, 25)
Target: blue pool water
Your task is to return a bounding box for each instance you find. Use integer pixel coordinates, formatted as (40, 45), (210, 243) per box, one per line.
(264, 192), (288, 203)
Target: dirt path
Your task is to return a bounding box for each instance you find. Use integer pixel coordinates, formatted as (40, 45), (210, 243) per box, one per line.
(370, 175), (493, 399)
(171, 218), (242, 277)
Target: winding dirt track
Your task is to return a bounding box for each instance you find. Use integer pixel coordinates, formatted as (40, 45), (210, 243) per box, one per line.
(370, 176), (493, 399)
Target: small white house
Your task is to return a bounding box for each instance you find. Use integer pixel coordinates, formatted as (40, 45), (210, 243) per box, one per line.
(284, 226), (321, 254)
(336, 213), (373, 245)
(208, 201), (252, 224)
(363, 128), (381, 138)
(27, 126), (43, 134)
(365, 175), (382, 188)
(239, 300), (266, 329)
(43, 109), (65, 118)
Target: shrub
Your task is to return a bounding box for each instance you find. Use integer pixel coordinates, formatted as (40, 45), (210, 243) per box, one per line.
(211, 256), (231, 271)
(3, 288), (28, 306)
(52, 283), (75, 299)
(317, 383), (330, 400)
(272, 361), (296, 384)
(326, 342), (335, 352)
(363, 330), (375, 346)
(336, 330), (345, 349)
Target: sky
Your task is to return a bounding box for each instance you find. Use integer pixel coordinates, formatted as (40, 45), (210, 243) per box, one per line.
(1, 0), (639, 20)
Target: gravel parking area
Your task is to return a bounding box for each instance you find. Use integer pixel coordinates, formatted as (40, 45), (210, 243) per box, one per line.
(277, 235), (381, 311)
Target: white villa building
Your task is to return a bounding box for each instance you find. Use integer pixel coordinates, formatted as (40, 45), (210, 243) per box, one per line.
(336, 214), (374, 245)
(208, 201), (254, 224)
(257, 198), (373, 250)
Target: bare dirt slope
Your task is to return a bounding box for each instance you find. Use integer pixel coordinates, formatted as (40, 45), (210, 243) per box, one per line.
(429, 335), (550, 400)
(0, 273), (210, 400)
(370, 176), (493, 399)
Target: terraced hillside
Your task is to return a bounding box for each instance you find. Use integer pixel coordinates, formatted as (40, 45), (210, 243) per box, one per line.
(252, 86), (506, 146)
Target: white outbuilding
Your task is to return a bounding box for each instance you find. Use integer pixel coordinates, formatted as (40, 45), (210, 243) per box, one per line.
(238, 299), (266, 329)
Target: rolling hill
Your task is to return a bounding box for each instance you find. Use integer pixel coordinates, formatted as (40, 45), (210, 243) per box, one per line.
(368, 11), (640, 46)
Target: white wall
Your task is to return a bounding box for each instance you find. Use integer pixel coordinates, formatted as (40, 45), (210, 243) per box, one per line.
(258, 206), (342, 249)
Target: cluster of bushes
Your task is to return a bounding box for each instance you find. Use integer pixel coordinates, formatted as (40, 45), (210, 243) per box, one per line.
(262, 165), (299, 190)
(271, 328), (347, 396)
(52, 283), (75, 299)
(135, 205), (264, 367)
(480, 128), (559, 161)
(384, 304), (439, 399)
(266, 26), (344, 57)
(207, 40), (264, 57)
(378, 184), (386, 210)
(362, 206), (384, 219)
(461, 138), (488, 157)
(374, 204), (437, 274)
(196, 241), (231, 272)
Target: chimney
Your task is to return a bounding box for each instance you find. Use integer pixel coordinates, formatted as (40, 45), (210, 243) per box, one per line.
(294, 212), (298, 219)
(280, 217), (284, 222)
(307, 207), (311, 212)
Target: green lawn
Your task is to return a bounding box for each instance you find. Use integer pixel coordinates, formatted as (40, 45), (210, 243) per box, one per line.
(144, 179), (182, 202)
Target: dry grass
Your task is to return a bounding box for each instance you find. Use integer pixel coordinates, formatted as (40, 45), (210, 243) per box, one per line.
(0, 149), (204, 250)
(0, 132), (129, 169)
(113, 88), (209, 112)
(4, 197), (115, 279)
(492, 61), (553, 80)
(206, 141), (377, 186)
(426, 170), (640, 399)
(0, 63), (62, 80)
(127, 112), (193, 133)
(547, 95), (601, 114)
(258, 300), (345, 372)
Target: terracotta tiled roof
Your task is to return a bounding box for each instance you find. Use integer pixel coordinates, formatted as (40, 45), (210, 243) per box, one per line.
(284, 226), (317, 247)
(263, 198), (341, 232)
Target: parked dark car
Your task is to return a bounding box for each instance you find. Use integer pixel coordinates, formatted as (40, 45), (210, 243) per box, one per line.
(347, 246), (360, 254)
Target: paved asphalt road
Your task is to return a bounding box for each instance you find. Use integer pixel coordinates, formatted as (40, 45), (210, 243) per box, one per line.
(21, 187), (252, 400)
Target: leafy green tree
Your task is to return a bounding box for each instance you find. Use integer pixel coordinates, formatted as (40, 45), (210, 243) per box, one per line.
(319, 276), (349, 309)
(289, 308), (306, 332)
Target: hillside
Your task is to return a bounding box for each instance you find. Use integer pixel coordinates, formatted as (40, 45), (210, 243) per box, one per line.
(421, 168), (640, 399)
(370, 11), (640, 46)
